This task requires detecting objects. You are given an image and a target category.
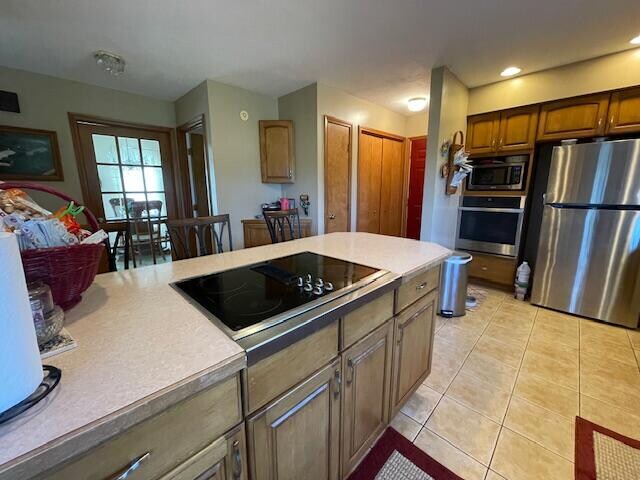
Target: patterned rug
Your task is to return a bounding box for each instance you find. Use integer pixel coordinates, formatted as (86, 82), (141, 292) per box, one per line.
(347, 428), (462, 480)
(575, 416), (640, 480)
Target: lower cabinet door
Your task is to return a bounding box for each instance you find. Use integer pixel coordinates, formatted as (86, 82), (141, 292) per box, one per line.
(341, 321), (393, 476)
(159, 423), (247, 480)
(247, 359), (342, 480)
(390, 291), (436, 417)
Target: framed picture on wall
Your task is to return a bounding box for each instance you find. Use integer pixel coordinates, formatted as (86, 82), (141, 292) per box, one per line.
(0, 125), (64, 181)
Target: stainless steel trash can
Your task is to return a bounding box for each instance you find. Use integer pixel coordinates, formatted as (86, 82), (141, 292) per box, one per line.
(439, 252), (472, 317)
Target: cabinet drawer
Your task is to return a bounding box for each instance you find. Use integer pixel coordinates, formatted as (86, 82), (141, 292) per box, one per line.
(244, 321), (338, 414)
(468, 252), (516, 286)
(43, 374), (242, 480)
(159, 423), (246, 480)
(341, 291), (394, 349)
(395, 265), (440, 313)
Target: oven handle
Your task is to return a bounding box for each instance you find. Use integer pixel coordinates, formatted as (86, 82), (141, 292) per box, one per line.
(458, 207), (524, 214)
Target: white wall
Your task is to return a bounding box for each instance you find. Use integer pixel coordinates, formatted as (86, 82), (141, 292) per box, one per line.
(420, 67), (469, 248)
(316, 83), (408, 233)
(278, 84), (318, 233)
(468, 48), (640, 114)
(206, 80), (281, 248)
(405, 112), (429, 138)
(0, 65), (176, 206)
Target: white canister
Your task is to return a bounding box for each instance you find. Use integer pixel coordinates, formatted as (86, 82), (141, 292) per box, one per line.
(0, 232), (43, 413)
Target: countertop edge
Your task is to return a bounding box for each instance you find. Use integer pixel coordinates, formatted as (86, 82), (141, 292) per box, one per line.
(0, 352), (246, 480)
(399, 251), (451, 283)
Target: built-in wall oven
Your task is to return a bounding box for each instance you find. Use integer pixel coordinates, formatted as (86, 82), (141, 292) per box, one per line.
(466, 155), (527, 191)
(456, 196), (525, 257)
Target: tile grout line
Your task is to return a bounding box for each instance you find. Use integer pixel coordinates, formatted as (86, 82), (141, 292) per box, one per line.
(485, 298), (539, 473)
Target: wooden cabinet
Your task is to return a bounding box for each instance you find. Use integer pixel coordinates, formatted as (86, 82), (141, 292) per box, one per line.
(341, 321), (393, 476)
(43, 375), (242, 480)
(259, 120), (295, 183)
(606, 87), (640, 135)
(395, 265), (441, 314)
(466, 107), (538, 156)
(244, 322), (338, 414)
(497, 106), (539, 153)
(537, 93), (610, 141)
(242, 218), (312, 248)
(160, 424), (247, 480)
(247, 359), (341, 480)
(357, 130), (405, 236)
(389, 291), (436, 417)
(468, 251), (517, 287)
(466, 112), (501, 155)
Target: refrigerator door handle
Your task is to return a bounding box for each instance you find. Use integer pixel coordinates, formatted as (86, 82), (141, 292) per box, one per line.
(632, 264), (640, 314)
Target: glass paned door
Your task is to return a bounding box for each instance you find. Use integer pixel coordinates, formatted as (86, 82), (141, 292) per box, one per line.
(73, 119), (177, 269)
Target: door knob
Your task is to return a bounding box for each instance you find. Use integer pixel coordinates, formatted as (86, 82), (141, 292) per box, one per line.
(329, 213), (336, 220)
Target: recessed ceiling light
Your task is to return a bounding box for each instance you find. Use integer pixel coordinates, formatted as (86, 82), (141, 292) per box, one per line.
(631, 34), (640, 45)
(407, 97), (428, 112)
(500, 66), (522, 77)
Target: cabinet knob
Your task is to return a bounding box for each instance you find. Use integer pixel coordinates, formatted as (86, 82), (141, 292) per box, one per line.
(481, 266), (488, 271)
(328, 213), (336, 220)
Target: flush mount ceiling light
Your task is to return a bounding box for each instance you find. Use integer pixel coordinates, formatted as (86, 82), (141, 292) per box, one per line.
(500, 66), (522, 77)
(631, 34), (640, 45)
(407, 97), (428, 112)
(94, 50), (126, 76)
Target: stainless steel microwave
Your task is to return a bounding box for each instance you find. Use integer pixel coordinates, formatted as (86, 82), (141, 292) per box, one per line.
(466, 156), (527, 191)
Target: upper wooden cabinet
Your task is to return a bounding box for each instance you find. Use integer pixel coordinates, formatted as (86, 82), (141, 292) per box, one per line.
(466, 106), (538, 156)
(259, 120), (295, 183)
(606, 87), (640, 135)
(498, 106), (539, 153)
(466, 112), (500, 155)
(536, 93), (610, 141)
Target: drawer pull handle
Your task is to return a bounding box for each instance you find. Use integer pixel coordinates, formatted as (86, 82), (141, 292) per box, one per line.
(481, 266), (488, 271)
(232, 440), (242, 480)
(416, 282), (428, 291)
(333, 369), (341, 398)
(111, 452), (151, 480)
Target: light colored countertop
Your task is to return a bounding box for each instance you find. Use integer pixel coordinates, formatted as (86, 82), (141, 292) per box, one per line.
(0, 232), (449, 477)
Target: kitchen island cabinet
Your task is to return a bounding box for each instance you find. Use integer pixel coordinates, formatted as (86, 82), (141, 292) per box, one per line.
(0, 233), (448, 480)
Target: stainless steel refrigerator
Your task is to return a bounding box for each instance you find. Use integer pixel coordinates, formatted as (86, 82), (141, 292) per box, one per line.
(531, 139), (640, 328)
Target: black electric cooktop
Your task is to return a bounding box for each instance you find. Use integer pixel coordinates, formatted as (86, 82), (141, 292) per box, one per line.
(174, 252), (380, 332)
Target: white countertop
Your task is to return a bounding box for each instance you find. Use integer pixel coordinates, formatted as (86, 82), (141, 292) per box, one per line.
(0, 232), (450, 475)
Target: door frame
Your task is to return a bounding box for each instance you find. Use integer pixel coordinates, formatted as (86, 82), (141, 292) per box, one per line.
(68, 112), (180, 221)
(405, 135), (427, 238)
(324, 115), (353, 233)
(356, 126), (407, 235)
(176, 114), (211, 219)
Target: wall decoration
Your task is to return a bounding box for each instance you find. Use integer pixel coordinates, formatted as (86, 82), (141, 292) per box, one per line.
(0, 126), (63, 181)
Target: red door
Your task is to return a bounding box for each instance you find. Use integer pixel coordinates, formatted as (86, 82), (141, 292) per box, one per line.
(406, 137), (427, 239)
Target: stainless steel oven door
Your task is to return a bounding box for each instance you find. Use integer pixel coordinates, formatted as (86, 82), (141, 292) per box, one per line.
(455, 207), (524, 256)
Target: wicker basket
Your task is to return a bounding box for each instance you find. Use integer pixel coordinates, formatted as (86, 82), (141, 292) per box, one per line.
(0, 181), (104, 310)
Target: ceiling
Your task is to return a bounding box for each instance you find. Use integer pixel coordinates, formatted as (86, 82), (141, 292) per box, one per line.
(1, 0), (640, 114)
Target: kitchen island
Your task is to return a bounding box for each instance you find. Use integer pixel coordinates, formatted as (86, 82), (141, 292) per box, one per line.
(0, 232), (449, 480)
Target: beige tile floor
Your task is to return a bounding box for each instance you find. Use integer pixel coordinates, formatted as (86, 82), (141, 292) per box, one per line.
(391, 285), (640, 480)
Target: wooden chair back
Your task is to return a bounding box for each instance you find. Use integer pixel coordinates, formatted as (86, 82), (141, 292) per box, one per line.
(100, 221), (133, 271)
(263, 208), (302, 243)
(167, 215), (233, 260)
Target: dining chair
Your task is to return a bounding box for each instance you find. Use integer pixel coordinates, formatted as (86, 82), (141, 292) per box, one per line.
(167, 214), (233, 260)
(263, 208), (302, 243)
(100, 221), (134, 271)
